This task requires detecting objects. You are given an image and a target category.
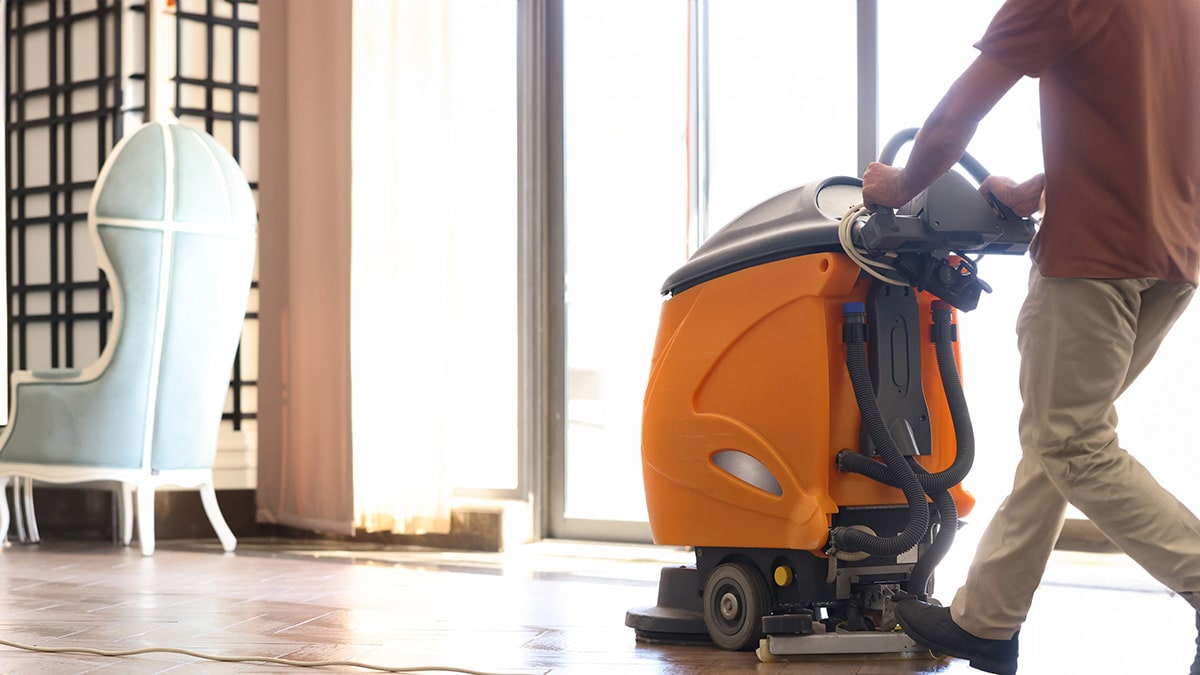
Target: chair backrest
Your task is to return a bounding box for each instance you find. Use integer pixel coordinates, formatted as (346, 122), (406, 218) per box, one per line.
(91, 122), (257, 472)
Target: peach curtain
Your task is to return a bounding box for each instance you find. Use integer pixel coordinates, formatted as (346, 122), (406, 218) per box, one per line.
(256, 0), (356, 535)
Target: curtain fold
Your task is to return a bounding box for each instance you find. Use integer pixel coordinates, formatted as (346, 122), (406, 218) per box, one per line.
(260, 0), (513, 537)
(256, 0), (357, 535)
(349, 0), (454, 535)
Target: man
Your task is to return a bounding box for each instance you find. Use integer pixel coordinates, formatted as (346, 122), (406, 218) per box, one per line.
(860, 1), (1200, 674)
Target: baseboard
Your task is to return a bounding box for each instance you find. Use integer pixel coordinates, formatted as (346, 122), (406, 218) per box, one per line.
(13, 486), (511, 553)
(258, 505), (505, 552)
(1054, 517), (1120, 553)
(18, 489), (1107, 557)
(15, 486), (262, 543)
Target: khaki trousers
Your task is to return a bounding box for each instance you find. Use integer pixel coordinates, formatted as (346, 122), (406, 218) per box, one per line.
(950, 266), (1200, 641)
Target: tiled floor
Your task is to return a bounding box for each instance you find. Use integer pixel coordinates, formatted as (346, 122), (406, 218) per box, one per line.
(0, 537), (1193, 674)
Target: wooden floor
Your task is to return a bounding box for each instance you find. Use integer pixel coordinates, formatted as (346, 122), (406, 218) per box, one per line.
(0, 537), (1193, 674)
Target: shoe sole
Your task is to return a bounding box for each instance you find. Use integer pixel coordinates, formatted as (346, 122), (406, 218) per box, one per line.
(897, 614), (1016, 675)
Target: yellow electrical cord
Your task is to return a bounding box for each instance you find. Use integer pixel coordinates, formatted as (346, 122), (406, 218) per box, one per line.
(0, 637), (524, 674)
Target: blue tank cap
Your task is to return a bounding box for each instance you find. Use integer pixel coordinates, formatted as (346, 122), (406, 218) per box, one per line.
(842, 302), (866, 315)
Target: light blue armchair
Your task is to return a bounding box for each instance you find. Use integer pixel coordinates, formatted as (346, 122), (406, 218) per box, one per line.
(0, 121), (257, 555)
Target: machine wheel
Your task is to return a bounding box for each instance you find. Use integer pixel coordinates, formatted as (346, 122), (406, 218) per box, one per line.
(702, 562), (770, 651)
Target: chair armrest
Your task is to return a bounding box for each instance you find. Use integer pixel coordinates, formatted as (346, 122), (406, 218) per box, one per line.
(26, 368), (84, 381)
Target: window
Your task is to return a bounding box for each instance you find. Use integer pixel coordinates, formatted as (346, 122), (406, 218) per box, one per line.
(556, 1), (858, 538)
(350, 1), (520, 535)
(559, 0), (688, 531)
(706, 1), (857, 231)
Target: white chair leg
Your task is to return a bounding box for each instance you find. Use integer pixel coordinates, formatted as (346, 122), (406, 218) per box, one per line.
(199, 483), (237, 553)
(0, 476), (10, 545)
(22, 479), (39, 543)
(11, 478), (26, 543)
(136, 486), (155, 556)
(120, 484), (134, 546)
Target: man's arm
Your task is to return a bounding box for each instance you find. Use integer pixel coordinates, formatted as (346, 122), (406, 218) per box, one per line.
(862, 54), (1026, 210)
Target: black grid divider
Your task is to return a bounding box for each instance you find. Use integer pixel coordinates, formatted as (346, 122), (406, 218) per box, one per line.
(171, 0), (259, 432)
(6, 0), (144, 374)
(6, 0), (258, 433)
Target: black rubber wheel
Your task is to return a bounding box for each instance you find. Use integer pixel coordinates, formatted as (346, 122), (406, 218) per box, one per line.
(702, 562), (770, 651)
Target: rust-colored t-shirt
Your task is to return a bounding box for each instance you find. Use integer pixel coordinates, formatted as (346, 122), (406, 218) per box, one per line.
(977, 0), (1200, 285)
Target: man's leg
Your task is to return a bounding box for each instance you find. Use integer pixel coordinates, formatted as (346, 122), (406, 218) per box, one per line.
(1032, 276), (1200, 611)
(947, 266), (1081, 640)
(949, 454), (1067, 639)
(903, 271), (1200, 673)
(951, 270), (1200, 642)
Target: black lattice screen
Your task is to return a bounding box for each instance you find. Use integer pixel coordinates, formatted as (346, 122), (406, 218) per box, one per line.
(173, 0), (259, 432)
(6, 0), (133, 372)
(5, 0), (258, 433)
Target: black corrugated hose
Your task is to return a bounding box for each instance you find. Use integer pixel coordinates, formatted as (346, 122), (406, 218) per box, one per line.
(906, 474), (958, 598)
(836, 301), (974, 493)
(904, 301), (972, 597)
(828, 304), (930, 557)
(831, 300), (974, 588)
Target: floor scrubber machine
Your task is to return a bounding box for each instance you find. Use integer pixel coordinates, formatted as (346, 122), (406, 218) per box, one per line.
(625, 129), (1036, 661)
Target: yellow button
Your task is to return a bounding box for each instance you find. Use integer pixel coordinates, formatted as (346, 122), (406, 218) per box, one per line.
(773, 565), (794, 587)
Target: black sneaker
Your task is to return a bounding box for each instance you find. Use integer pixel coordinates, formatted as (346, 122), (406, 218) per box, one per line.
(896, 598), (1019, 675)
(1192, 611), (1199, 675)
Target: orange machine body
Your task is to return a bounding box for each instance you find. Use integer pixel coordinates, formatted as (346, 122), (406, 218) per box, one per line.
(641, 252), (974, 553)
